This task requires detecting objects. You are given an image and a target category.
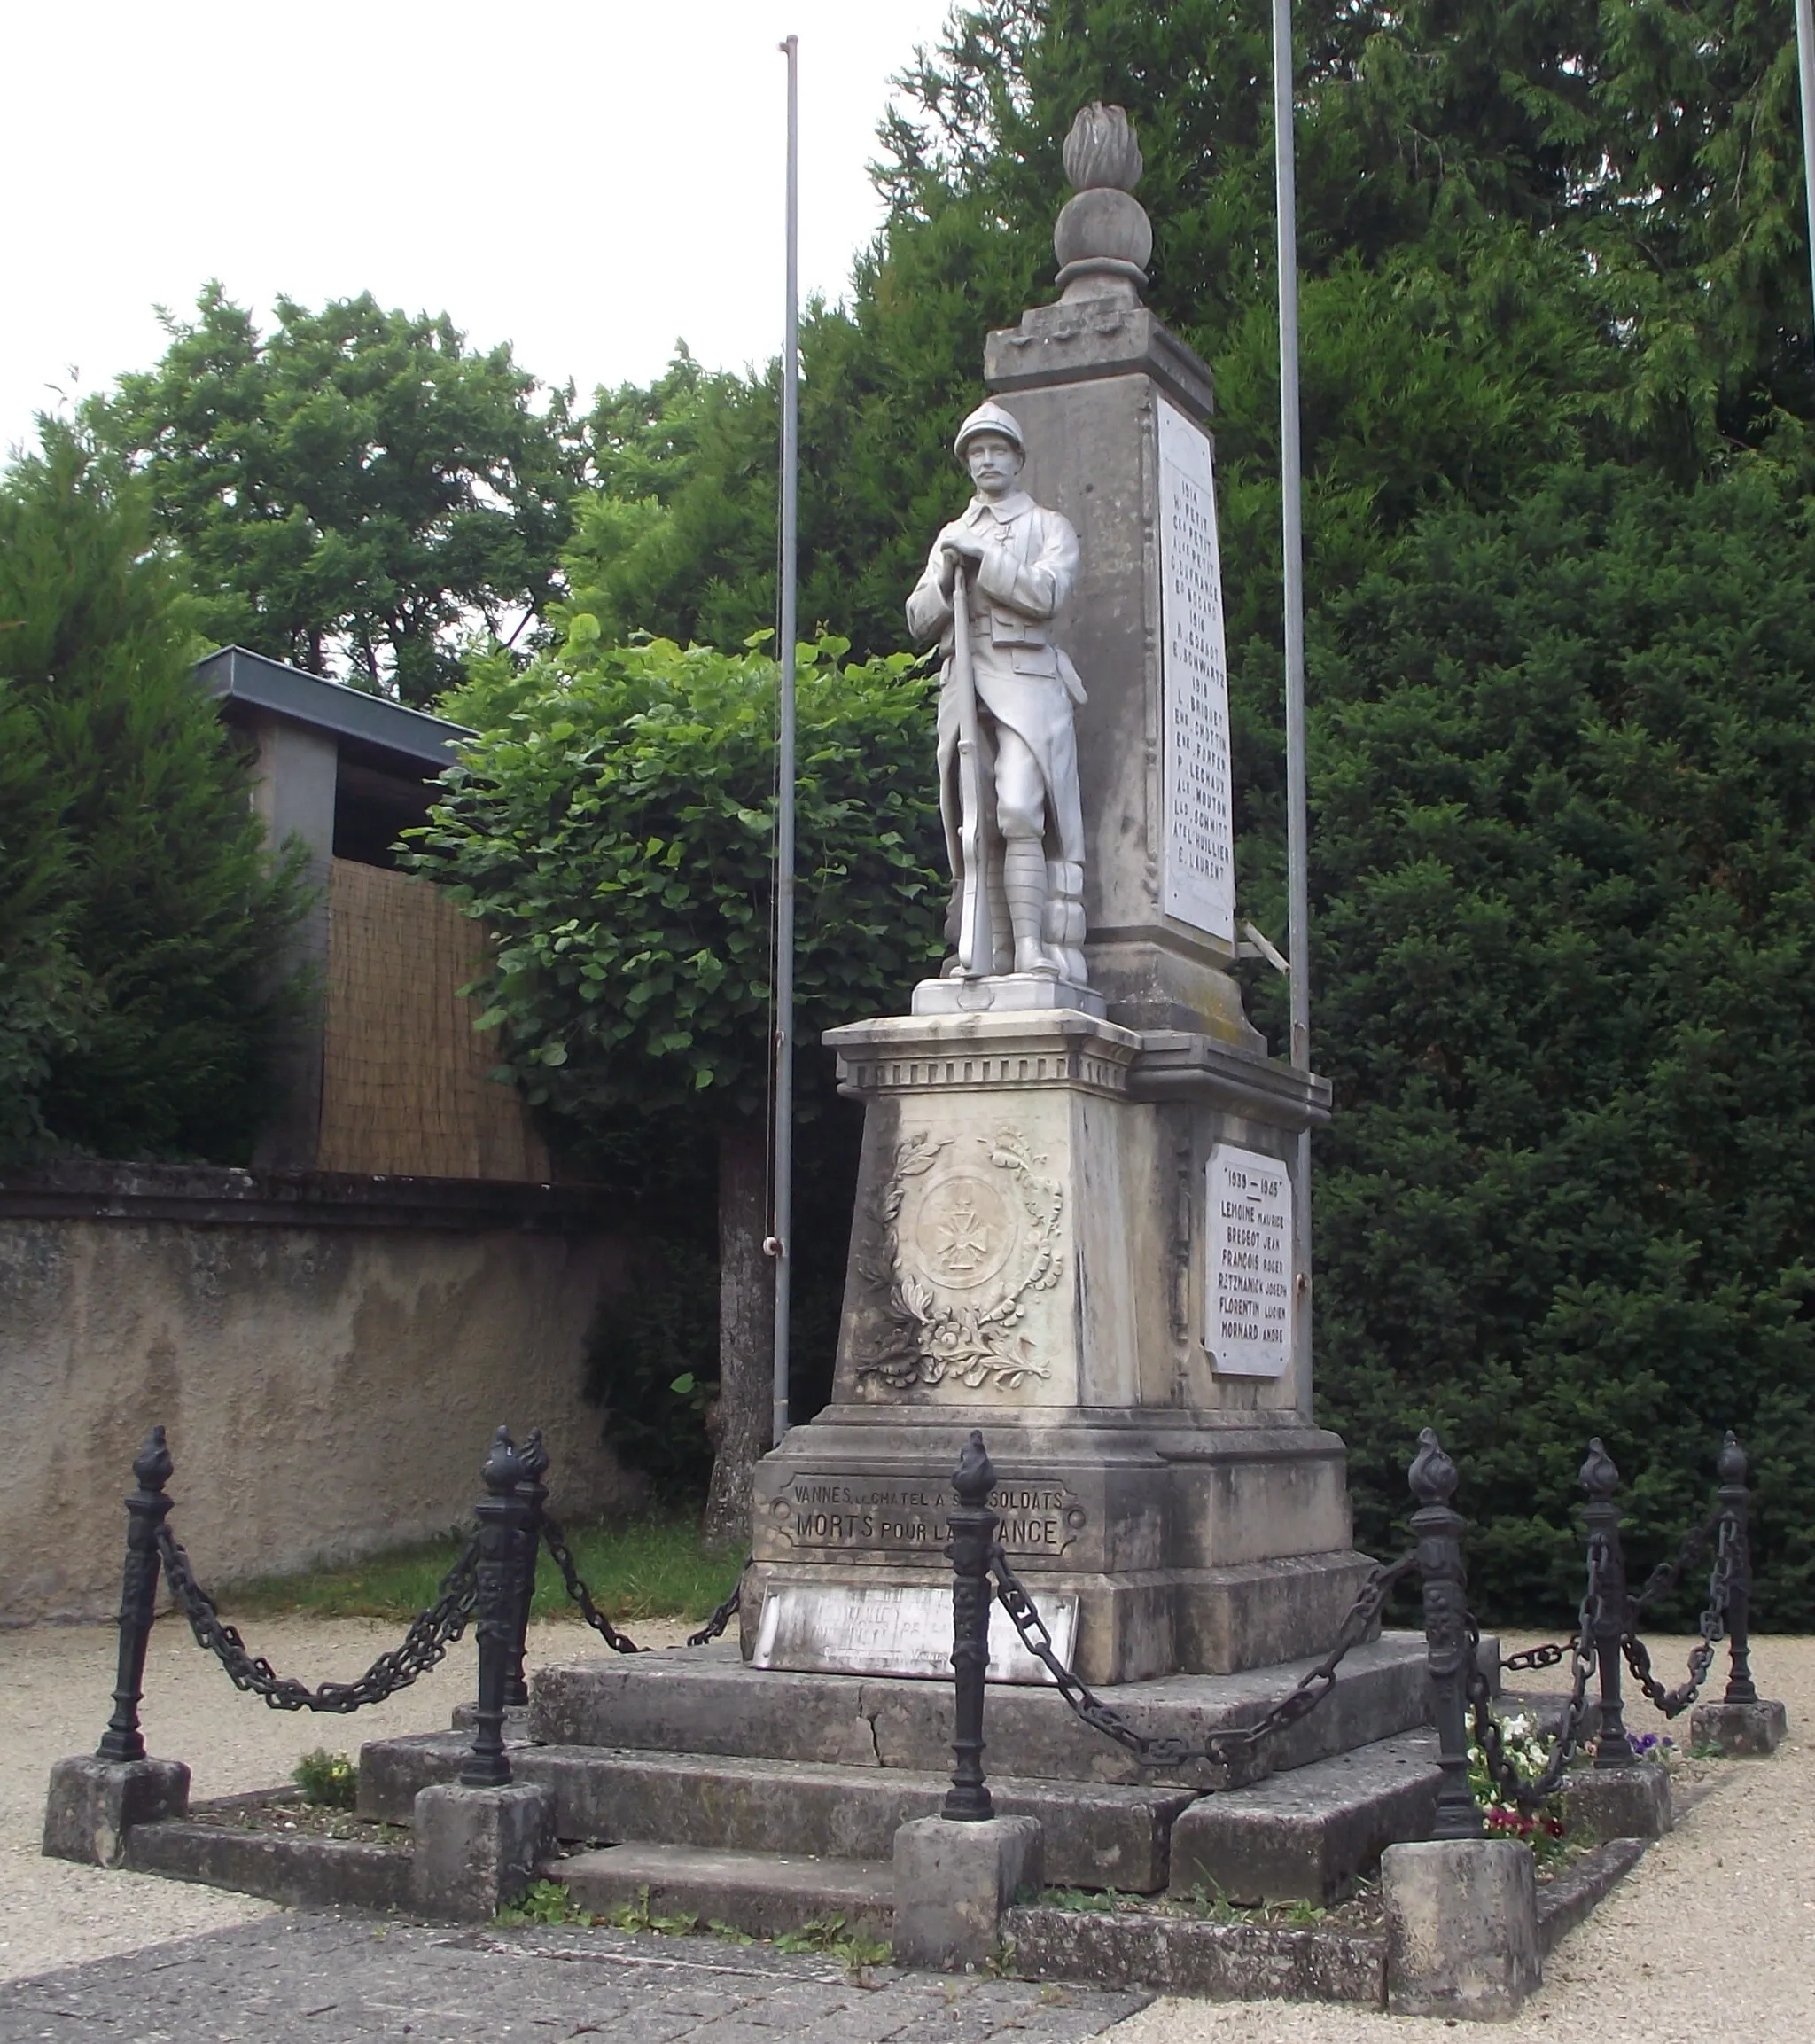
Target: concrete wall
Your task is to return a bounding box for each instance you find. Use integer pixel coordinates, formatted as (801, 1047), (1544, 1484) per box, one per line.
(0, 1166), (642, 1624)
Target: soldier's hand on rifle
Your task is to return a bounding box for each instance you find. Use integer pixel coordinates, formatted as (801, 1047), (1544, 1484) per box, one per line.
(940, 534), (985, 597)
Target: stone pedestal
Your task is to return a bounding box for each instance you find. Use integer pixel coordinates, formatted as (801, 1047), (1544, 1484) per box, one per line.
(750, 1007), (1363, 1684)
(1690, 1697), (1788, 1757)
(1560, 1762), (1671, 1843)
(410, 1781), (555, 1922)
(1383, 1838), (1541, 2021)
(893, 1814), (1043, 1970)
(43, 1755), (190, 1868)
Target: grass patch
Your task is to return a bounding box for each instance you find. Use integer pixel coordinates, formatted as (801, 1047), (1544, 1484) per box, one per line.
(221, 1512), (743, 1626)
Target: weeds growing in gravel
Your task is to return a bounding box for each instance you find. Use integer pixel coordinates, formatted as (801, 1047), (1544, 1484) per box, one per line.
(292, 1750), (358, 1809)
(774, 1915), (892, 1971)
(497, 1880), (594, 1928)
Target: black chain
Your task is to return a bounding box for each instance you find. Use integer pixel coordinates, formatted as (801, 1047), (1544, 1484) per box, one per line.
(1465, 1534), (1606, 1808)
(1632, 1506), (1724, 1614)
(988, 1544), (1418, 1775)
(1623, 1511), (1737, 1718)
(539, 1510), (645, 1654)
(155, 1525), (479, 1712)
(1501, 1640), (1573, 1673)
(687, 1557), (750, 1646)
(541, 1511), (749, 1655)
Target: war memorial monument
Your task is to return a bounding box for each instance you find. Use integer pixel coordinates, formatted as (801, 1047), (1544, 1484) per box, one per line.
(746, 100), (1360, 1689)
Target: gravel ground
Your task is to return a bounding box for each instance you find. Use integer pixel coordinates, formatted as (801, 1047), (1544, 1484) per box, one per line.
(1109, 1633), (1814, 2043)
(0, 1611), (692, 1985)
(5, 1620), (1807, 2034)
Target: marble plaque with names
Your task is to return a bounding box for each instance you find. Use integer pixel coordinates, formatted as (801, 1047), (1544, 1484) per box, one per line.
(1156, 395), (1236, 944)
(752, 1581), (1079, 1683)
(1205, 1142), (1294, 1378)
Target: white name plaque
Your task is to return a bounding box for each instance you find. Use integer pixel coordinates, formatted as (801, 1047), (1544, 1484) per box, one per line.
(1157, 395), (1236, 945)
(1205, 1143), (1293, 1378)
(752, 1582), (1078, 1684)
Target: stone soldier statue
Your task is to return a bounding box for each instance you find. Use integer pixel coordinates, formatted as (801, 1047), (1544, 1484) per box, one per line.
(906, 401), (1089, 985)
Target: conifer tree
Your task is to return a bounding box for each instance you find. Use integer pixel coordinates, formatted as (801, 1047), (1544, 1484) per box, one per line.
(0, 425), (304, 1162)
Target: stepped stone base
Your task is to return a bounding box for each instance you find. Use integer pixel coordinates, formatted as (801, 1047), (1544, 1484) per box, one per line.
(525, 1634), (1430, 1790)
(359, 1733), (1192, 1891)
(557, 1841), (894, 1939)
(1169, 1730), (1442, 1905)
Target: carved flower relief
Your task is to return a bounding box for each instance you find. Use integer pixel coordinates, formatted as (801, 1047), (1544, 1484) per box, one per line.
(851, 1127), (1063, 1393)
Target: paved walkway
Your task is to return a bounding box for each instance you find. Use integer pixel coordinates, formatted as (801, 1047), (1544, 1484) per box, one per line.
(0, 1912), (1145, 2042)
(2, 1618), (1809, 2039)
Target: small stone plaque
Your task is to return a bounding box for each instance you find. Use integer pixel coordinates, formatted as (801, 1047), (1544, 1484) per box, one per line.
(752, 1581), (1079, 1683)
(1157, 395), (1236, 945)
(1205, 1142), (1293, 1377)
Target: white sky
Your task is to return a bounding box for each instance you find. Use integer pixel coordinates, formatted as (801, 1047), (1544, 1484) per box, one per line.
(0, 0), (959, 460)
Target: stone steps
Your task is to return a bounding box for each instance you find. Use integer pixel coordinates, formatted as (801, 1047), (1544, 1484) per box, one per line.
(526, 1632), (1432, 1788)
(552, 1841), (895, 1939)
(1167, 1729), (1442, 1904)
(356, 1733), (1192, 1891)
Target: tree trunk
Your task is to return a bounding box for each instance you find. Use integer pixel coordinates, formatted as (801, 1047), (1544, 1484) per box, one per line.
(701, 1117), (774, 1549)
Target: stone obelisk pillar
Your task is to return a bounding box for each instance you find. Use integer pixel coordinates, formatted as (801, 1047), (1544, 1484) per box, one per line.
(746, 104), (1362, 1686)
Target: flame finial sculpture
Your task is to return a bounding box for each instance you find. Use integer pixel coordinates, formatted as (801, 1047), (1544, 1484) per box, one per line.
(1054, 103), (1153, 300)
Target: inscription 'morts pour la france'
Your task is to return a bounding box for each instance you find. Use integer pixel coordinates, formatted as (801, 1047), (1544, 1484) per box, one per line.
(769, 1474), (1085, 1558)
(1156, 394), (1236, 945)
(1205, 1141), (1293, 1379)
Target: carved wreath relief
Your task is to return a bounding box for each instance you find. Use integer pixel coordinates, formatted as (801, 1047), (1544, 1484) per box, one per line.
(853, 1126), (1063, 1392)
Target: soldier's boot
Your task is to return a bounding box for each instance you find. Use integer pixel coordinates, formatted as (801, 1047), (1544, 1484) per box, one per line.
(1044, 859), (1087, 984)
(1003, 837), (1058, 976)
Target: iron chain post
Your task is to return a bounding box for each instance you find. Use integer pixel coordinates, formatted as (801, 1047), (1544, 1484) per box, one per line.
(97, 1427), (175, 1764)
(462, 1427), (532, 1789)
(1581, 1439), (1637, 1767)
(1716, 1432), (1759, 1705)
(1407, 1429), (1484, 1839)
(943, 1430), (999, 1822)
(505, 1429), (549, 1710)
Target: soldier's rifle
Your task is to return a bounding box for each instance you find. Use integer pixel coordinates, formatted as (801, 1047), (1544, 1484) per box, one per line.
(949, 562), (993, 976)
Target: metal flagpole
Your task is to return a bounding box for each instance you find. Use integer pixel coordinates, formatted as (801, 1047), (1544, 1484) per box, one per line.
(1796, 0), (1815, 339)
(1272, 0), (1314, 1359)
(770, 32), (799, 1451)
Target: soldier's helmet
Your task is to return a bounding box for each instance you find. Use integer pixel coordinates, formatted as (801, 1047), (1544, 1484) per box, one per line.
(954, 400), (1026, 459)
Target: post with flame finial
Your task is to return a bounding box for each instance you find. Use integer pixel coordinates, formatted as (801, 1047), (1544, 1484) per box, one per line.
(1690, 1432), (1788, 1755)
(892, 1431), (1043, 1970)
(1579, 1439), (1637, 1767)
(97, 1427), (176, 1764)
(1714, 1431), (1757, 1705)
(462, 1427), (531, 1788)
(43, 1428), (191, 1867)
(414, 1424), (557, 1922)
(1407, 1430), (1484, 1839)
